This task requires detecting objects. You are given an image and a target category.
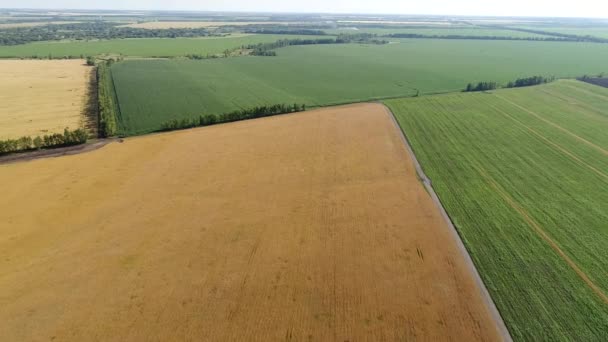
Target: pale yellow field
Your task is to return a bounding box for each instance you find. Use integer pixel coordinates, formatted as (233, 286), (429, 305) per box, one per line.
(0, 21), (80, 28)
(123, 21), (298, 29)
(0, 104), (503, 341)
(0, 60), (92, 140)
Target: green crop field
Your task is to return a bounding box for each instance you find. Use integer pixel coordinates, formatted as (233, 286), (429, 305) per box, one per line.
(514, 26), (608, 39)
(110, 40), (608, 135)
(385, 79), (608, 341)
(0, 34), (327, 58)
(326, 27), (551, 38)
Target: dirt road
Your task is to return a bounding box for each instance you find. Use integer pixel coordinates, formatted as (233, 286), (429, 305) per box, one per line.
(0, 103), (503, 341)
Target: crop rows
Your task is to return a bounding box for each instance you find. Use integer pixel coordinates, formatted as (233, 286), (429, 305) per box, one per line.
(385, 80), (608, 341)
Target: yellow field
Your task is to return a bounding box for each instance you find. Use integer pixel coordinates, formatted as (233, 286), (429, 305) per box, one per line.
(0, 104), (503, 341)
(0, 60), (92, 140)
(123, 21), (297, 29)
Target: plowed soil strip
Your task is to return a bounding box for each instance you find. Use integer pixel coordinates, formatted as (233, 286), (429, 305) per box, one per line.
(495, 94), (608, 156)
(0, 104), (502, 341)
(477, 167), (608, 304)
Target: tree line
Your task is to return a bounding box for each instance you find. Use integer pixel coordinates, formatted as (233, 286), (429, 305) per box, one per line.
(0, 21), (222, 46)
(97, 60), (121, 137)
(578, 74), (608, 88)
(465, 81), (498, 92)
(160, 103), (306, 132)
(0, 128), (88, 155)
(487, 26), (608, 44)
(384, 33), (602, 43)
(506, 76), (555, 88)
(243, 28), (328, 36)
(247, 34), (388, 56)
(464, 75), (555, 92)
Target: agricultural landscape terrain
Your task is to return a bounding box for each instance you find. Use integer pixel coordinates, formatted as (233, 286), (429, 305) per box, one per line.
(0, 104), (504, 341)
(111, 40), (608, 135)
(386, 80), (608, 341)
(1, 7), (608, 341)
(0, 59), (92, 139)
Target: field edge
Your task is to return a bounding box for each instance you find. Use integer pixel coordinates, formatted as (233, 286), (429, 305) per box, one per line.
(380, 103), (513, 341)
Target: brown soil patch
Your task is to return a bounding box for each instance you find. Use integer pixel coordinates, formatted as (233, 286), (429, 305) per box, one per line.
(0, 60), (93, 140)
(0, 104), (502, 341)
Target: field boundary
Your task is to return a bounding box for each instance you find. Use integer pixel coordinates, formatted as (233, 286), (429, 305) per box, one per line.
(381, 103), (513, 342)
(0, 139), (117, 165)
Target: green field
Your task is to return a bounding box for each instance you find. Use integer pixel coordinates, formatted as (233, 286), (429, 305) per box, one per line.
(110, 40), (608, 135)
(385, 79), (608, 341)
(0, 34), (327, 58)
(514, 26), (608, 39)
(327, 26), (551, 38)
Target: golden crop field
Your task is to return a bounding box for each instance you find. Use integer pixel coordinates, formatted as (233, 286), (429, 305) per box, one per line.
(0, 60), (92, 140)
(0, 104), (503, 341)
(123, 21), (296, 29)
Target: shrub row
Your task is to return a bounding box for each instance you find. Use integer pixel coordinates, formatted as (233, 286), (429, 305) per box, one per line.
(97, 60), (120, 137)
(247, 34), (388, 56)
(385, 33), (593, 43)
(0, 128), (88, 155)
(506, 76), (555, 88)
(465, 81), (498, 92)
(464, 76), (555, 92)
(160, 103), (306, 132)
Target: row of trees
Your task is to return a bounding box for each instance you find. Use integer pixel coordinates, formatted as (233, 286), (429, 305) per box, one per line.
(384, 33), (600, 43)
(465, 75), (555, 92)
(506, 76), (554, 88)
(578, 73), (608, 88)
(97, 60), (120, 137)
(160, 103), (306, 132)
(243, 28), (328, 36)
(247, 34), (388, 56)
(488, 26), (608, 44)
(0, 128), (88, 155)
(465, 81), (498, 92)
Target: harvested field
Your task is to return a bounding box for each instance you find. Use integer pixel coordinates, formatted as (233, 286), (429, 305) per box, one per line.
(0, 60), (93, 140)
(0, 104), (503, 341)
(123, 21), (296, 29)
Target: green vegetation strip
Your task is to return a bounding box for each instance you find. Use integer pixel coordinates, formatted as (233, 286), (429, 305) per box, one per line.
(97, 61), (120, 137)
(0, 128), (88, 155)
(385, 79), (608, 341)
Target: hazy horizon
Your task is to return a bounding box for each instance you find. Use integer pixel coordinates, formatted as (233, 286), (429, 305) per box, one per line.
(1, 0), (607, 19)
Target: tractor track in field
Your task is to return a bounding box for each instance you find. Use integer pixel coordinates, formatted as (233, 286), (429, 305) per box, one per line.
(475, 167), (608, 305)
(562, 83), (608, 103)
(494, 94), (608, 156)
(536, 88), (608, 122)
(484, 102), (608, 181)
(381, 103), (513, 342)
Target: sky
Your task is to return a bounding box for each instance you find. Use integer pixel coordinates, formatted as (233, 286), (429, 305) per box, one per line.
(1, 0), (607, 19)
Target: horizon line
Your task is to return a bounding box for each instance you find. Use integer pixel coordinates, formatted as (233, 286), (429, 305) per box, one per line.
(2, 8), (608, 20)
